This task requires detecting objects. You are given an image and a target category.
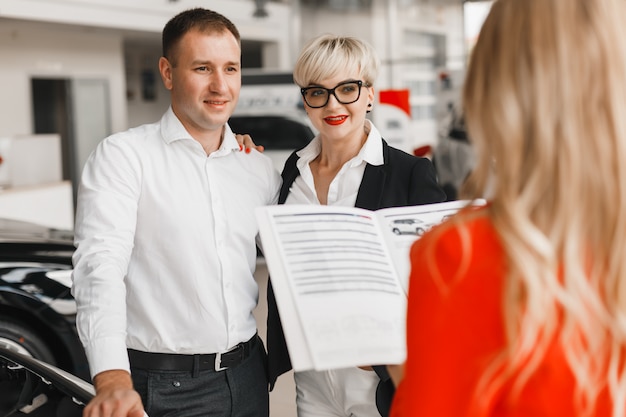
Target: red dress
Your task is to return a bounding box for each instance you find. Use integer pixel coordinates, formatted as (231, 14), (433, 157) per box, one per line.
(390, 214), (613, 417)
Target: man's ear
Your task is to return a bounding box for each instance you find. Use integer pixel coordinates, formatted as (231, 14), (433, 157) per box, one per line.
(159, 57), (173, 91)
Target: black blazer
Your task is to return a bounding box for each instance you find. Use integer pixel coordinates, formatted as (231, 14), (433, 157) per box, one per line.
(267, 139), (446, 415)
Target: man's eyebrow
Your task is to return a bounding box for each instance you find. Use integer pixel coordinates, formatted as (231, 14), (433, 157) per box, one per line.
(190, 60), (240, 67)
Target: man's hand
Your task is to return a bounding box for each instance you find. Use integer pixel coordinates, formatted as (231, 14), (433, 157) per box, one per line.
(234, 133), (264, 154)
(84, 370), (145, 417)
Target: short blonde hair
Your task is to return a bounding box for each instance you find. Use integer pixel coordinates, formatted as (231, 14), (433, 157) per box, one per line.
(293, 34), (379, 88)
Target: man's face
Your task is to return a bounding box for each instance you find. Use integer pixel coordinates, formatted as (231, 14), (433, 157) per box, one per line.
(159, 29), (241, 139)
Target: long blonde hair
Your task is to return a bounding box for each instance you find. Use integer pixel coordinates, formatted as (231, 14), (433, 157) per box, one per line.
(462, 0), (626, 414)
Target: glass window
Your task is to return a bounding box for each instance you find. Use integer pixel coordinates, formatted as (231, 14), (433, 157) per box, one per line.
(400, 58), (436, 72)
(411, 105), (436, 120)
(405, 80), (436, 96)
(404, 30), (436, 48)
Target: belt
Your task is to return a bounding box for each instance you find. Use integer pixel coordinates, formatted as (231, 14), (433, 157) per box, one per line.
(128, 334), (258, 373)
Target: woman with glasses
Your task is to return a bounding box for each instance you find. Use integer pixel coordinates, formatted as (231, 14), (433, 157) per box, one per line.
(266, 34), (446, 417)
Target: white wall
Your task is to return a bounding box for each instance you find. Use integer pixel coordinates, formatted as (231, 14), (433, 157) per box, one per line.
(124, 43), (171, 128)
(0, 182), (74, 230)
(0, 0), (293, 68)
(0, 20), (127, 137)
(0, 0), (294, 137)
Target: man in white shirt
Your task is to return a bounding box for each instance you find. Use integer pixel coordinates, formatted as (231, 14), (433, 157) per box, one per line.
(71, 8), (280, 417)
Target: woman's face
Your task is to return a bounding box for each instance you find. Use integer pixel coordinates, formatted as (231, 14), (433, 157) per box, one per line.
(301, 71), (374, 144)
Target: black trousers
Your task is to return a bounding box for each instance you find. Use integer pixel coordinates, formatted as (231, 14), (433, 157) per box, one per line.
(131, 340), (269, 417)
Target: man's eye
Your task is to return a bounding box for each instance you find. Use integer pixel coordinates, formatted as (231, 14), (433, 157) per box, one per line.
(195, 66), (208, 72)
(226, 66), (239, 73)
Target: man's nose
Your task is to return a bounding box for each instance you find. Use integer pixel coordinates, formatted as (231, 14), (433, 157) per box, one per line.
(210, 71), (227, 93)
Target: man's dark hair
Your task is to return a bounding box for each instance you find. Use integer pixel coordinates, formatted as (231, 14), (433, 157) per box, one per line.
(162, 8), (241, 63)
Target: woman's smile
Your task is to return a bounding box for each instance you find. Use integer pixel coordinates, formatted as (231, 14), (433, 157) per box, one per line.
(323, 115), (348, 125)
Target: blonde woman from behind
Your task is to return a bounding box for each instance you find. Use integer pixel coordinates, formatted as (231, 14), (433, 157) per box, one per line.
(390, 0), (626, 416)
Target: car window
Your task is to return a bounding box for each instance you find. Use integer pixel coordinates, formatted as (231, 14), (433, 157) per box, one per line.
(228, 115), (314, 150)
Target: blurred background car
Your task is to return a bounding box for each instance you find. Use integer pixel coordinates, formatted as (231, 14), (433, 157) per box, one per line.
(0, 218), (89, 381)
(228, 111), (315, 173)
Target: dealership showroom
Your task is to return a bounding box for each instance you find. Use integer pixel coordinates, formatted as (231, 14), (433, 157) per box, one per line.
(0, 1), (491, 416)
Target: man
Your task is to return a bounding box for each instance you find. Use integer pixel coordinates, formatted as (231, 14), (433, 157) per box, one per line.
(71, 8), (280, 417)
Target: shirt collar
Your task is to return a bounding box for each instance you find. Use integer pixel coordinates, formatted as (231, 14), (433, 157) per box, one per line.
(159, 107), (240, 154)
(218, 124), (241, 153)
(160, 107), (192, 144)
(359, 120), (385, 166)
(296, 119), (384, 168)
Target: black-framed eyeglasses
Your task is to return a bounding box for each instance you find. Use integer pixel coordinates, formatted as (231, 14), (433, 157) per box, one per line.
(300, 80), (364, 108)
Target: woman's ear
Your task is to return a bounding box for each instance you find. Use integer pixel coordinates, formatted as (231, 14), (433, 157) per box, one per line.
(367, 86), (375, 104)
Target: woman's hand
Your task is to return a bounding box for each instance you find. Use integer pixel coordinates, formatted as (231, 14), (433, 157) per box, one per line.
(234, 133), (264, 153)
(387, 363), (405, 387)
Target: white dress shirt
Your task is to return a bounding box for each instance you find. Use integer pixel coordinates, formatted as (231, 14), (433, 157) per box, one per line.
(71, 107), (281, 378)
(286, 120), (384, 206)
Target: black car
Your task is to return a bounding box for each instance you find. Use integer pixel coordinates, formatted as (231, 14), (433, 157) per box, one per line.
(228, 112), (315, 172)
(0, 218), (90, 381)
(0, 345), (93, 416)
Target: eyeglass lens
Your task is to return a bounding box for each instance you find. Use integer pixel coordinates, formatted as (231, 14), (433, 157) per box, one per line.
(302, 81), (362, 108)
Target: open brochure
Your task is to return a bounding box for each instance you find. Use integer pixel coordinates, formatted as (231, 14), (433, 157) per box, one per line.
(255, 200), (482, 372)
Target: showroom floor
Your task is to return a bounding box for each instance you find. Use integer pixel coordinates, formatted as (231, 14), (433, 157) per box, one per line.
(253, 259), (297, 417)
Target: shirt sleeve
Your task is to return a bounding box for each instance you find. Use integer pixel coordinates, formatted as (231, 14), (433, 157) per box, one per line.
(71, 135), (142, 378)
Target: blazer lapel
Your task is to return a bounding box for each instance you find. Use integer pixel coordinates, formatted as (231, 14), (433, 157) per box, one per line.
(278, 154), (301, 204)
(355, 140), (390, 210)
(355, 164), (386, 210)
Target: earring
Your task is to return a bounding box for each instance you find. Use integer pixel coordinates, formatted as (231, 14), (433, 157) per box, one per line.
(366, 103), (373, 113)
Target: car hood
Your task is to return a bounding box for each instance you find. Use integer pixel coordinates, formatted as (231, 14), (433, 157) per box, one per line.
(0, 218), (74, 265)
(0, 218), (73, 243)
(0, 218), (75, 314)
